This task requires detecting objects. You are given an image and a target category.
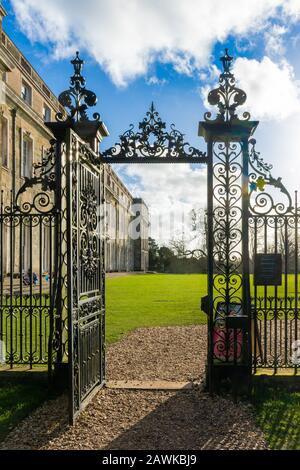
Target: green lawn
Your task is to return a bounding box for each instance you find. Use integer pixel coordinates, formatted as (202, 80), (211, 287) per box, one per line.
(105, 272), (300, 343)
(253, 386), (300, 450)
(106, 273), (207, 343)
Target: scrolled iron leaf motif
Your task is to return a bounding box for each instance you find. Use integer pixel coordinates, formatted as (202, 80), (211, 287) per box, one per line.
(204, 49), (250, 123)
(79, 183), (99, 280)
(8, 140), (57, 215)
(212, 142), (243, 311)
(101, 102), (206, 162)
(56, 51), (100, 123)
(248, 138), (293, 215)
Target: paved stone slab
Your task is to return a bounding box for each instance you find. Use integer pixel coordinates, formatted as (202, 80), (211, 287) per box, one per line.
(106, 380), (201, 390)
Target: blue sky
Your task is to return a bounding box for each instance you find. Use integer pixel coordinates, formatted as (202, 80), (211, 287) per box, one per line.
(3, 0), (300, 244)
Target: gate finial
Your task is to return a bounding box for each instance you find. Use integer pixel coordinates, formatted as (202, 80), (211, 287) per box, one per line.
(55, 51), (100, 123)
(204, 48), (250, 123)
(220, 48), (233, 73)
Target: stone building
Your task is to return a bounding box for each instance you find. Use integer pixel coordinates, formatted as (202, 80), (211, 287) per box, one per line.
(105, 169), (150, 272)
(0, 5), (149, 276)
(132, 198), (149, 272)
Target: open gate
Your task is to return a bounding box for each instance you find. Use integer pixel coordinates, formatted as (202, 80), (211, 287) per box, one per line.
(63, 131), (106, 423)
(1, 47), (299, 427)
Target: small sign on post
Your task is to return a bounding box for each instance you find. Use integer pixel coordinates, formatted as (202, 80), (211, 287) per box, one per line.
(254, 253), (282, 286)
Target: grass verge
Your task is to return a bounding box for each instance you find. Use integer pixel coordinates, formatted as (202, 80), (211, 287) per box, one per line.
(252, 385), (300, 450)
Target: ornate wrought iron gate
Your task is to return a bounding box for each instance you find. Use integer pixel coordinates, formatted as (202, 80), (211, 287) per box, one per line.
(64, 131), (106, 423)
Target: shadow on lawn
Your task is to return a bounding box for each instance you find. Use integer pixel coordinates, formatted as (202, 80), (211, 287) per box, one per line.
(252, 386), (300, 450)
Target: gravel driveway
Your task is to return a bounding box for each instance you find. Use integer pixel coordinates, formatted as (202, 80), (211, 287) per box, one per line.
(0, 325), (268, 450)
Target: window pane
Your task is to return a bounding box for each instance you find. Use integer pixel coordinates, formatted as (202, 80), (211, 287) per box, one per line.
(21, 82), (32, 105)
(43, 105), (51, 121)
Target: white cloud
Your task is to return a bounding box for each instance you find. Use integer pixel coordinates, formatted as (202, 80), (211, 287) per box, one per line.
(114, 163), (207, 245)
(10, 0), (300, 86)
(233, 56), (300, 121)
(145, 76), (168, 86)
(264, 23), (288, 56)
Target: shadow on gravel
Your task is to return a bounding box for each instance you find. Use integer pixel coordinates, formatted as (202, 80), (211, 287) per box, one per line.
(0, 388), (267, 450)
(104, 390), (267, 451)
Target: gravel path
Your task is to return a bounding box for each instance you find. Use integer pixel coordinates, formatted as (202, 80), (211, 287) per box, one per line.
(0, 325), (268, 450)
(107, 325), (207, 382)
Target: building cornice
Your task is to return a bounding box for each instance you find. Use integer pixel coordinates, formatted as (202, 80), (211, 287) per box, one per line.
(105, 164), (134, 200)
(0, 5), (7, 19)
(0, 39), (62, 113)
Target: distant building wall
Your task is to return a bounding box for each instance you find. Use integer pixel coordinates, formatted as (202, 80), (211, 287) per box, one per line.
(132, 198), (149, 272)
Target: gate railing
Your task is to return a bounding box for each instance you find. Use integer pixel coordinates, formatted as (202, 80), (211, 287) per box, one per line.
(0, 142), (60, 368)
(250, 211), (300, 373)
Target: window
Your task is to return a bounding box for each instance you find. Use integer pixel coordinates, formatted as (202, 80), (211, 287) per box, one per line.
(1, 117), (8, 167)
(22, 135), (33, 178)
(21, 81), (32, 105)
(43, 104), (51, 122)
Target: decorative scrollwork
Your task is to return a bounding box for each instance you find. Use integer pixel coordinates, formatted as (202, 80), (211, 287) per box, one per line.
(204, 48), (250, 123)
(212, 142), (243, 317)
(101, 102), (207, 162)
(79, 183), (99, 279)
(210, 141), (245, 364)
(249, 138), (293, 215)
(79, 298), (102, 321)
(56, 51), (100, 124)
(9, 140), (57, 214)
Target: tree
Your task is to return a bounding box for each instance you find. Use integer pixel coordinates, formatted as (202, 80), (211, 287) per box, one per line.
(169, 208), (207, 260)
(148, 237), (160, 271)
(158, 246), (174, 272)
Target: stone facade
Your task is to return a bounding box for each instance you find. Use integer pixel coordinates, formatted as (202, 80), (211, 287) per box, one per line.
(105, 166), (149, 272)
(0, 6), (149, 276)
(133, 198), (149, 272)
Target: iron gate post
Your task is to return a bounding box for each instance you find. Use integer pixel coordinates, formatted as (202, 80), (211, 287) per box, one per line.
(199, 49), (258, 394)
